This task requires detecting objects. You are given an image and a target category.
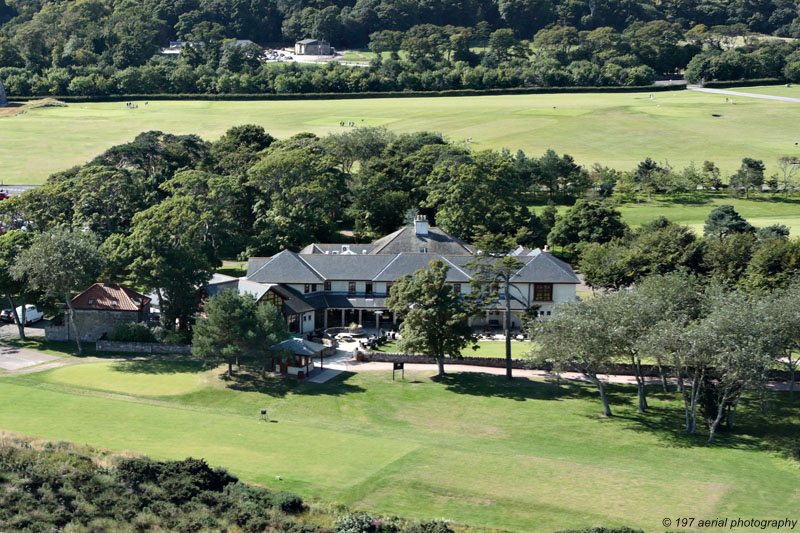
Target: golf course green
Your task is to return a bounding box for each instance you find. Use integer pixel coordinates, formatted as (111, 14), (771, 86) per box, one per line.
(1, 360), (797, 532)
(2, 86), (799, 185)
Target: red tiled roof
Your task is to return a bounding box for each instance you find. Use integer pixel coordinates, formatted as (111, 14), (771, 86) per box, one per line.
(71, 283), (151, 311)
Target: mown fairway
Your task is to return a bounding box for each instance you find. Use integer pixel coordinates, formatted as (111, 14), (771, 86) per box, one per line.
(2, 86), (799, 184)
(1, 360), (798, 532)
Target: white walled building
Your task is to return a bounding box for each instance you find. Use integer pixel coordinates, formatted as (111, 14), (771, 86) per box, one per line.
(208, 216), (580, 334)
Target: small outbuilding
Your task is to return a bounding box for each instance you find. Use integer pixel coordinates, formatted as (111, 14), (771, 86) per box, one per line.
(294, 39), (332, 55)
(270, 337), (329, 378)
(46, 283), (151, 342)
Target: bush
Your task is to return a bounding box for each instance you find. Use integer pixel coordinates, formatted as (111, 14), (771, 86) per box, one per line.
(791, 444), (800, 462)
(273, 491), (305, 514)
(107, 323), (157, 343)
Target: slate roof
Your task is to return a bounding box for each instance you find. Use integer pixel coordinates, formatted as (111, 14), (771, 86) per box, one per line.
(297, 38), (326, 45)
(72, 283), (150, 311)
(273, 337), (326, 356)
(246, 249), (578, 285)
(371, 254), (472, 282)
(299, 243), (377, 255)
(369, 226), (474, 255)
(205, 277), (275, 302)
(248, 250), (325, 284)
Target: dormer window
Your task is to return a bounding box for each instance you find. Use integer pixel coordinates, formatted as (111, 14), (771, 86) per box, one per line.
(87, 299), (94, 305)
(419, 247), (427, 253)
(111, 299), (118, 306)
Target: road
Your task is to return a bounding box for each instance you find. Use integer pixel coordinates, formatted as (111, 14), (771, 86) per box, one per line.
(688, 86), (800, 103)
(1, 185), (38, 195)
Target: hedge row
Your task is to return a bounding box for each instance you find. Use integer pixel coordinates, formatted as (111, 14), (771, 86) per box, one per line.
(701, 78), (784, 88)
(9, 83), (687, 103)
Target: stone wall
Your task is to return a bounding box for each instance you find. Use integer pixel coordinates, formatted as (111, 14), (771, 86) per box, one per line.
(362, 352), (796, 382)
(46, 310), (143, 342)
(96, 340), (192, 354)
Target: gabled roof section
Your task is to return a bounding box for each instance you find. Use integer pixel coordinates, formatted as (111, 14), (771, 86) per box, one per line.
(512, 253), (580, 284)
(247, 250), (324, 284)
(370, 226), (474, 255)
(372, 254), (472, 282)
(301, 254), (394, 280)
(72, 283), (150, 311)
(273, 337), (326, 355)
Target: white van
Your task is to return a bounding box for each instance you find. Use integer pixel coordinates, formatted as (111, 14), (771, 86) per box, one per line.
(15, 305), (43, 325)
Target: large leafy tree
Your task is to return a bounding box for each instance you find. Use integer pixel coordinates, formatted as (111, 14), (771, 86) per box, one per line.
(11, 227), (104, 354)
(247, 140), (347, 255)
(547, 200), (628, 256)
(125, 195), (221, 331)
(386, 259), (477, 377)
(425, 150), (530, 242)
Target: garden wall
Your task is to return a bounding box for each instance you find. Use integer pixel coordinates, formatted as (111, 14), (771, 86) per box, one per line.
(96, 340), (191, 355)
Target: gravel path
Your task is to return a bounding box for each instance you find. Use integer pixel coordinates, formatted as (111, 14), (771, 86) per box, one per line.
(688, 86), (800, 103)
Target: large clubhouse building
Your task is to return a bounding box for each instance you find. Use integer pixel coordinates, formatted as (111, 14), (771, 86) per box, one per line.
(207, 216), (580, 334)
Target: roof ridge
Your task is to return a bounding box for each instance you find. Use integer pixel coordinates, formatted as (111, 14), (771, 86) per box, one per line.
(438, 255), (473, 280)
(294, 252), (326, 280)
(247, 254), (277, 280)
(371, 253), (402, 281)
(370, 226), (407, 254)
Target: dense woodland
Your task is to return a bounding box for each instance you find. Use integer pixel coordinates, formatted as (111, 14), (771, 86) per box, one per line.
(1, 125), (798, 337)
(0, 0), (799, 96)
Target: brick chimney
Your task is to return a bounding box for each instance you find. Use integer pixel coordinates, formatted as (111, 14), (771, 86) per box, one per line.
(414, 215), (429, 235)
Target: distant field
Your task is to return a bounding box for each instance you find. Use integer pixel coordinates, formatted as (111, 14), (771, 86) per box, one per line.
(1, 360), (798, 532)
(725, 84), (800, 98)
(543, 196), (800, 235)
(2, 86), (799, 184)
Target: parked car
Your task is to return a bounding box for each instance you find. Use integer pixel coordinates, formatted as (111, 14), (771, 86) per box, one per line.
(0, 308), (13, 322)
(15, 305), (43, 325)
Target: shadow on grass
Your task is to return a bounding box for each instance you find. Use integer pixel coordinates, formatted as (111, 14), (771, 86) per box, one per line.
(615, 387), (800, 453)
(224, 369), (366, 398)
(109, 359), (213, 374)
(434, 371), (630, 405)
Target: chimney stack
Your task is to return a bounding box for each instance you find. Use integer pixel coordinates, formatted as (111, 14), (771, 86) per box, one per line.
(543, 245), (550, 253)
(414, 214), (429, 236)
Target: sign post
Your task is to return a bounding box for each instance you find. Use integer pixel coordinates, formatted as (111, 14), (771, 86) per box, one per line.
(393, 361), (404, 381)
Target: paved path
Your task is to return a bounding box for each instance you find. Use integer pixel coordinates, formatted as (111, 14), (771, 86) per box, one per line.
(0, 343), (59, 371)
(688, 86), (800, 103)
(341, 360), (798, 391)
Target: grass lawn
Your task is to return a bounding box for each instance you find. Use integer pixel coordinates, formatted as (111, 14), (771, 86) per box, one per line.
(373, 340), (531, 359)
(3, 86), (800, 184)
(543, 195), (800, 235)
(1, 360), (798, 532)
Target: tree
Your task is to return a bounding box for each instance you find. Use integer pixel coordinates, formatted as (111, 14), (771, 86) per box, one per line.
(609, 272), (702, 410)
(547, 200), (628, 257)
(729, 157), (765, 198)
(386, 259), (477, 377)
(703, 205), (754, 239)
(530, 297), (618, 417)
(693, 289), (778, 443)
(125, 196), (220, 331)
(0, 230), (36, 339)
(193, 290), (258, 376)
(467, 233), (525, 380)
(11, 227), (104, 354)
(769, 282), (800, 402)
(251, 302), (290, 378)
(776, 156), (800, 195)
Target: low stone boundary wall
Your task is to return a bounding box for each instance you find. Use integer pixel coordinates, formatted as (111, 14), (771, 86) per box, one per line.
(96, 340), (191, 355)
(363, 352), (528, 369)
(362, 352), (796, 382)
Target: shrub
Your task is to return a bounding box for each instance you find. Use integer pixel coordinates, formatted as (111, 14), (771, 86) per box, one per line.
(107, 323), (156, 343)
(273, 491), (305, 514)
(791, 444), (800, 462)
(335, 513), (380, 533)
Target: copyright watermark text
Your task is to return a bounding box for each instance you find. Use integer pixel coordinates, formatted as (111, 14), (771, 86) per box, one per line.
(662, 518), (798, 530)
